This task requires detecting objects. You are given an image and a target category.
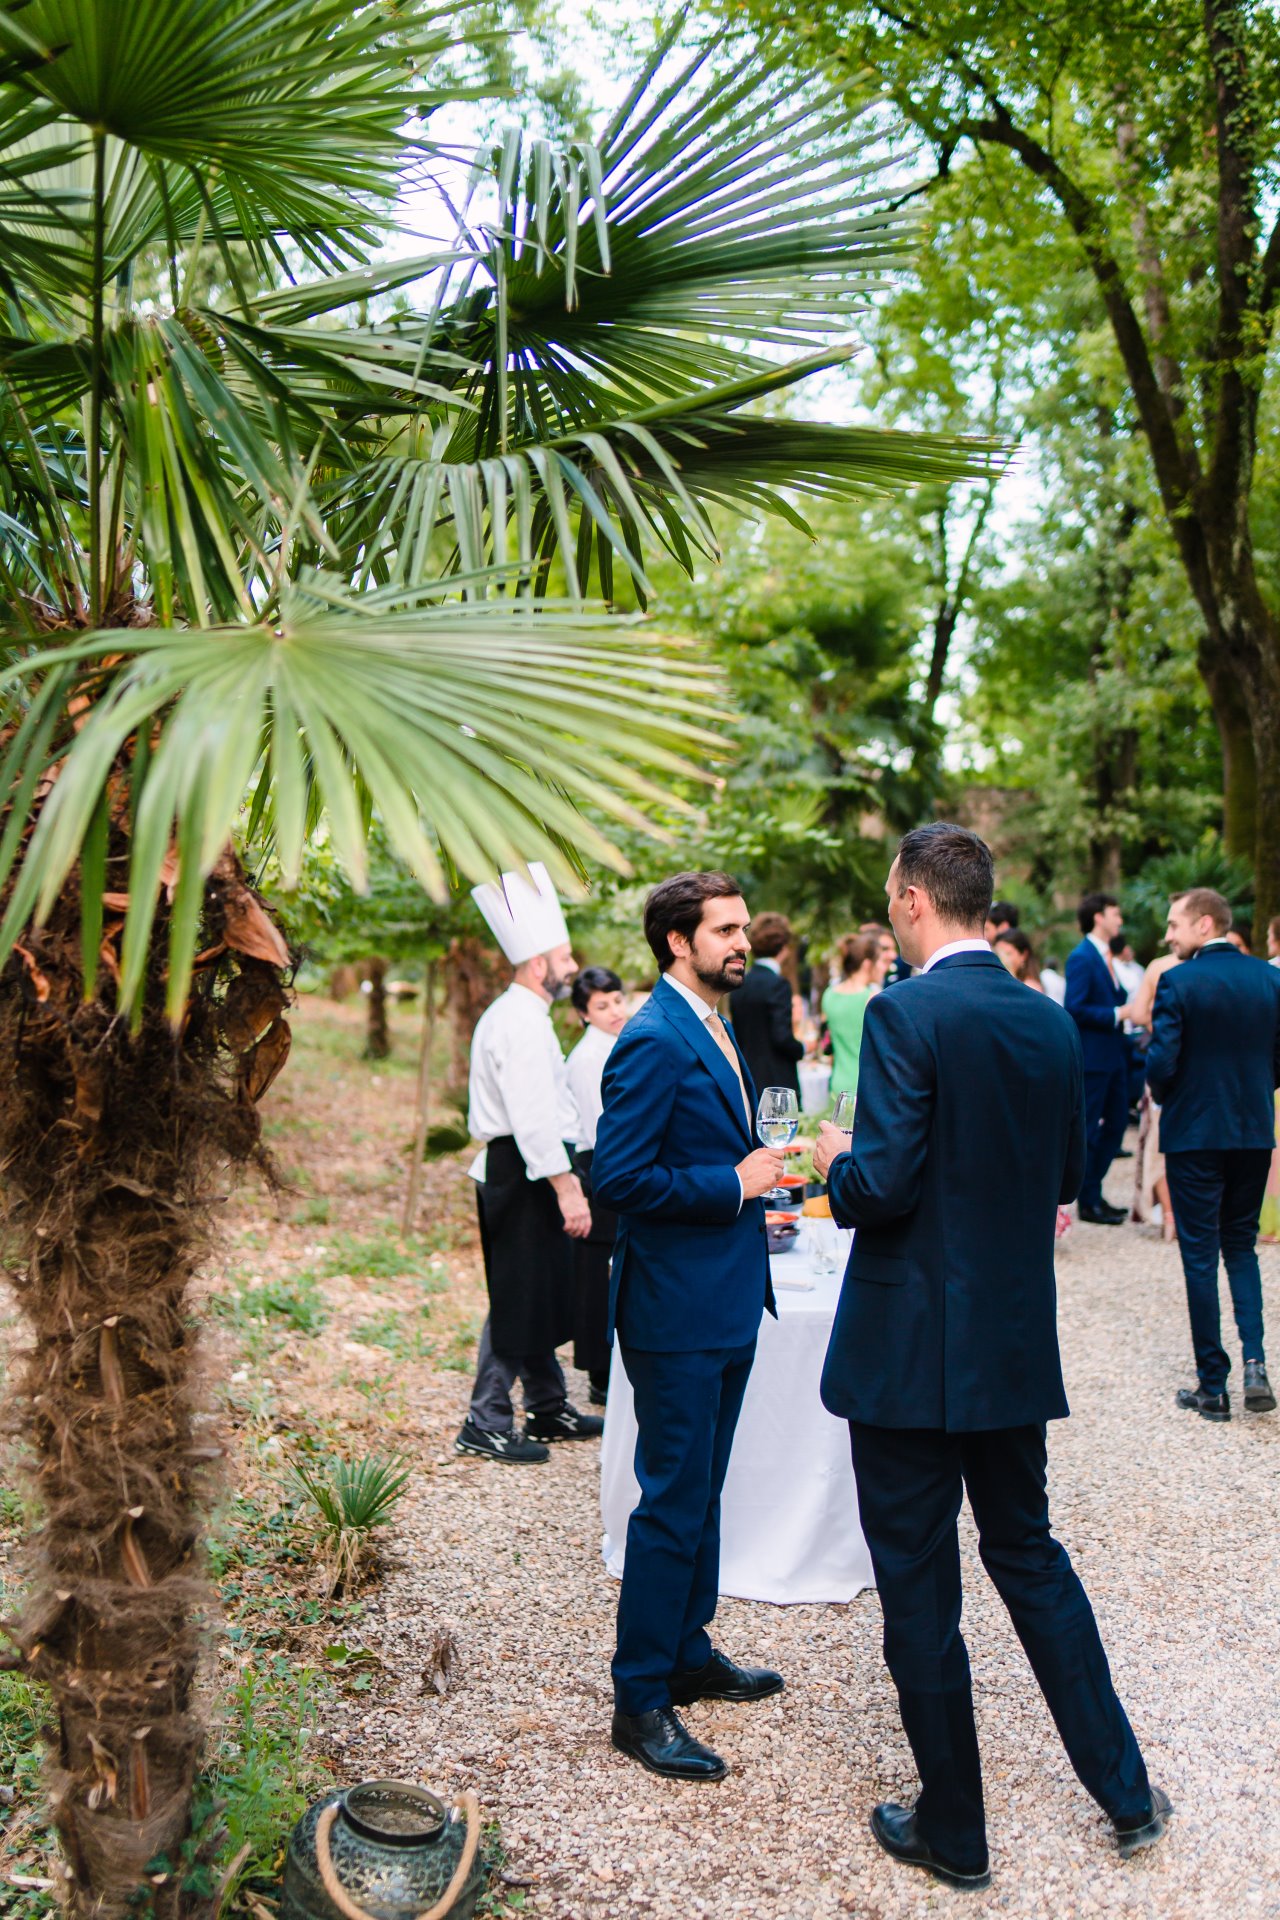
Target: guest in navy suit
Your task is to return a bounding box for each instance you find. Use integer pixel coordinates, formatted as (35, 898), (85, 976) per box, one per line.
(593, 873), (785, 1783)
(813, 824), (1168, 1892)
(1064, 891), (1138, 1224)
(1146, 886), (1280, 1421)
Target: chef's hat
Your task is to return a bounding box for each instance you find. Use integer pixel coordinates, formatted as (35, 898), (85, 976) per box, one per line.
(472, 862), (570, 965)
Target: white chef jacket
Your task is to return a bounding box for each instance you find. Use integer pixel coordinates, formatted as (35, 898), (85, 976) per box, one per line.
(467, 983), (580, 1183)
(565, 1022), (618, 1150)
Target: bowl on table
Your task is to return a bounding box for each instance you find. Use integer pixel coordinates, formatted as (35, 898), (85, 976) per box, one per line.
(765, 1211), (801, 1254)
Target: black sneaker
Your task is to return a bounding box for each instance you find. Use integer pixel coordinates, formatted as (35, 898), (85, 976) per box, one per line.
(1175, 1386), (1230, 1422)
(454, 1419), (549, 1463)
(1243, 1360), (1276, 1413)
(525, 1402), (604, 1443)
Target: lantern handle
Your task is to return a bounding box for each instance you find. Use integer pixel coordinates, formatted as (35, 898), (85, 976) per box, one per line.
(314, 1790), (482, 1920)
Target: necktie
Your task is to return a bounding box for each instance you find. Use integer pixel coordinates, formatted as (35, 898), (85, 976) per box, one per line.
(705, 1011), (753, 1134)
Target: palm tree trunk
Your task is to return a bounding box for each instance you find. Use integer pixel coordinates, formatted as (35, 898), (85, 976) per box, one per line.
(363, 957), (391, 1060)
(1, 855), (288, 1918)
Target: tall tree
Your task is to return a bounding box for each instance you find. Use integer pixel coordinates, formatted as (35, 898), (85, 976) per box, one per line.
(736, 0), (1280, 920)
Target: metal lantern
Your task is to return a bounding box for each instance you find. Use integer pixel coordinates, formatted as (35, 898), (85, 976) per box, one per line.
(280, 1781), (484, 1920)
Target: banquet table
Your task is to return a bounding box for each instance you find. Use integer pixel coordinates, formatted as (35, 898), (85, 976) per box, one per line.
(599, 1224), (875, 1605)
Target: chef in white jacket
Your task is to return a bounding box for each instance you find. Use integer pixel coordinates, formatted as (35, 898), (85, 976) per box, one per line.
(456, 864), (604, 1464)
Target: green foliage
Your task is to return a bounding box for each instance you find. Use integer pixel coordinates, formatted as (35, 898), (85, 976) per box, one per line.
(349, 1311), (435, 1363)
(290, 1453), (412, 1591)
(212, 1272), (329, 1337)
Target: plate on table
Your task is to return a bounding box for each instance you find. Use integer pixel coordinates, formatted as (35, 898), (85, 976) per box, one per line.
(765, 1212), (801, 1255)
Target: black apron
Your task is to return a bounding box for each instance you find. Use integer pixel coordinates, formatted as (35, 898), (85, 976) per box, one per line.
(571, 1147), (618, 1376)
(475, 1135), (575, 1354)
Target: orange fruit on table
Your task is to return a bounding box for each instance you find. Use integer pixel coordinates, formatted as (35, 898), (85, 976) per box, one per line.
(801, 1194), (832, 1218)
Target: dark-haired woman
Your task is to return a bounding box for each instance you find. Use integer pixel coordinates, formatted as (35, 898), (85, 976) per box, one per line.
(820, 933), (888, 1097)
(565, 966), (629, 1404)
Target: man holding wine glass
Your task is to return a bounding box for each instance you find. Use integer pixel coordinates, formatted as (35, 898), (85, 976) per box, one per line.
(593, 871), (787, 1783)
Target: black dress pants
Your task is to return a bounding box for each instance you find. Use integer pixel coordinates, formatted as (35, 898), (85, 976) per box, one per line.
(849, 1422), (1151, 1868)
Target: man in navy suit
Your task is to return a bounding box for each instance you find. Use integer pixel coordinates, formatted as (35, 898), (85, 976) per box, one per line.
(813, 824), (1168, 1891)
(593, 872), (786, 1782)
(1146, 886), (1280, 1421)
(1064, 891), (1139, 1224)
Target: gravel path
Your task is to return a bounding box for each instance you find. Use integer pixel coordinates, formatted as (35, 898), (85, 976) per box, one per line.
(328, 1168), (1280, 1920)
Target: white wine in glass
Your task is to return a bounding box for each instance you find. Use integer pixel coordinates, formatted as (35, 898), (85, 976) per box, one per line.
(757, 1085), (800, 1148)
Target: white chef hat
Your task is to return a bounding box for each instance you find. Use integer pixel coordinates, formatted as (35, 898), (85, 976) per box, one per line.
(471, 862), (570, 966)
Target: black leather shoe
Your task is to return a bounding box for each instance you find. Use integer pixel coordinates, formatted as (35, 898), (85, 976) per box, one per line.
(525, 1402), (604, 1442)
(1079, 1201), (1127, 1225)
(869, 1804), (990, 1890)
(611, 1708), (727, 1782)
(1243, 1359), (1276, 1412)
(1114, 1785), (1173, 1857)
(669, 1648), (784, 1706)
(1176, 1385), (1230, 1422)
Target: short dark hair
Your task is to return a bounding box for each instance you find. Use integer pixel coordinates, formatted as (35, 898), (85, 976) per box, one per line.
(893, 823), (994, 928)
(748, 911), (793, 959)
(1108, 934), (1129, 957)
(571, 964), (623, 1015)
(1172, 887), (1232, 935)
(995, 927), (1032, 958)
(1077, 891), (1117, 935)
(990, 900), (1019, 929)
(643, 870), (742, 972)
(838, 932), (879, 978)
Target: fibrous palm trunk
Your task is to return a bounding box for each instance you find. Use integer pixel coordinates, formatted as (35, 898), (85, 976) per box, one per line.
(363, 957), (391, 1061)
(0, 844), (290, 1918)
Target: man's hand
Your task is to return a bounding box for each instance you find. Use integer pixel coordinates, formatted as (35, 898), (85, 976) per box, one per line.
(1118, 1002), (1138, 1024)
(813, 1120), (851, 1182)
(736, 1147), (787, 1199)
(551, 1172), (593, 1239)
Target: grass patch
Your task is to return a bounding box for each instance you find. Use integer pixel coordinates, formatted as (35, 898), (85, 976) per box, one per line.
(437, 1315), (484, 1373)
(349, 1311), (433, 1363)
(315, 1229), (451, 1287)
(212, 1273), (328, 1337)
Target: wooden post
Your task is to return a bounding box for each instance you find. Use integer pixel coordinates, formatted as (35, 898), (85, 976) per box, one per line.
(401, 958), (438, 1238)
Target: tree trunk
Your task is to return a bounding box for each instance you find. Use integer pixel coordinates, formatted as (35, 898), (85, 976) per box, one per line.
(363, 956), (391, 1061)
(0, 854), (288, 1918)
(1198, 642), (1257, 859)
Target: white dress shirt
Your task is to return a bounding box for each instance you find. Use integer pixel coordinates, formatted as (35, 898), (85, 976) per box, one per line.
(1087, 930), (1129, 1023)
(467, 982), (579, 1183)
(662, 973), (746, 1207)
(565, 1022), (617, 1151)
(921, 938), (992, 973)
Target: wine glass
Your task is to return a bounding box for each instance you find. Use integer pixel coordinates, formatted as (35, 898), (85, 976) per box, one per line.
(756, 1085), (800, 1149)
(831, 1090), (856, 1135)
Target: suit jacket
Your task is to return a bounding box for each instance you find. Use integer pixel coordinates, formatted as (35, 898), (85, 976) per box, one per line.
(592, 976), (777, 1352)
(728, 962), (803, 1098)
(820, 951), (1086, 1432)
(1064, 936), (1127, 1072)
(1145, 942), (1280, 1152)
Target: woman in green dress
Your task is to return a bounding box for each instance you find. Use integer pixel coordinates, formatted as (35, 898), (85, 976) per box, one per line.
(821, 932), (890, 1096)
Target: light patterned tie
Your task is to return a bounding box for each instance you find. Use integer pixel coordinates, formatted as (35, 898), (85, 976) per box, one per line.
(705, 1010), (753, 1134)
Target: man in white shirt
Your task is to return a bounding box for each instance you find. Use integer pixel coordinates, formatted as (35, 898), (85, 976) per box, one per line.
(1064, 892), (1139, 1225)
(456, 865), (603, 1464)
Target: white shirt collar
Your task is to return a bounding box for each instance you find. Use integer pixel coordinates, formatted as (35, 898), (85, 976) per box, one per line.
(663, 971), (719, 1021)
(1087, 931), (1115, 962)
(1199, 937), (1234, 951)
(921, 939), (993, 974)
(754, 956), (781, 974)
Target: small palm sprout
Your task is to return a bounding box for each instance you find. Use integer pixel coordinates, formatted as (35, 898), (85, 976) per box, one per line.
(289, 1453), (412, 1594)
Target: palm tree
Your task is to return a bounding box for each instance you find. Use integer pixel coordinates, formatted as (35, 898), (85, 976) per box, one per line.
(0, 3), (993, 1912)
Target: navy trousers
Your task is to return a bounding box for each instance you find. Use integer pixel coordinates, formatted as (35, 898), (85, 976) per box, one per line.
(1164, 1149), (1270, 1394)
(612, 1340), (756, 1714)
(1081, 1061), (1129, 1208)
(849, 1422), (1150, 1869)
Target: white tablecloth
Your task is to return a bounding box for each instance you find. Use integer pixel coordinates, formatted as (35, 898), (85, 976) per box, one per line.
(599, 1228), (874, 1604)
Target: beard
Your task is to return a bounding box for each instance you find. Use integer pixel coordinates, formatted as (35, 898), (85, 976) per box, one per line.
(692, 952), (748, 995)
(544, 964), (573, 1001)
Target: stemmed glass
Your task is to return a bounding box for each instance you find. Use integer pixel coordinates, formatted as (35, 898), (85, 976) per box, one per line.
(756, 1085), (800, 1149)
(831, 1091), (856, 1136)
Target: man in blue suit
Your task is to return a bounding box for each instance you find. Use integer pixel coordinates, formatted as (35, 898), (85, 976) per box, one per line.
(1064, 891), (1138, 1224)
(813, 824), (1168, 1891)
(593, 871), (786, 1782)
(1146, 886), (1280, 1421)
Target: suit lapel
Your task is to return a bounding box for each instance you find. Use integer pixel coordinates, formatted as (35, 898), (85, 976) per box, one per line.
(654, 978), (754, 1144)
